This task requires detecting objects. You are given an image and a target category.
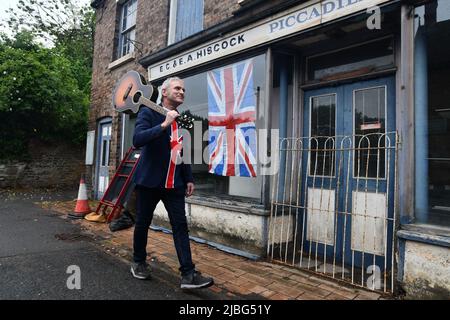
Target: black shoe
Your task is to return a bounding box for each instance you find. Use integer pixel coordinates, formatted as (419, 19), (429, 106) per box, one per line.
(130, 262), (152, 280)
(180, 271), (214, 289)
(110, 210), (134, 232)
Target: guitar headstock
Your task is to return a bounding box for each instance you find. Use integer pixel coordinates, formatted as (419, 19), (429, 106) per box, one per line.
(176, 114), (194, 129)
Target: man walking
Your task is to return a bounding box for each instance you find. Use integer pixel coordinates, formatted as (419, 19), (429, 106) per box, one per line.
(131, 76), (213, 289)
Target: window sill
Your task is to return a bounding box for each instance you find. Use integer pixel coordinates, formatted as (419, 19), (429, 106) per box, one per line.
(187, 195), (268, 216)
(397, 224), (450, 248)
(237, 0), (265, 8)
(108, 52), (135, 70)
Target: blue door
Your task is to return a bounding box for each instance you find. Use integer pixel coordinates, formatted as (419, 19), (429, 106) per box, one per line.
(300, 76), (396, 273)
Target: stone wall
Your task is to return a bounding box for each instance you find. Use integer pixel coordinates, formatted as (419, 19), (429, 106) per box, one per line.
(402, 240), (450, 299)
(0, 139), (84, 189)
(150, 197), (269, 256)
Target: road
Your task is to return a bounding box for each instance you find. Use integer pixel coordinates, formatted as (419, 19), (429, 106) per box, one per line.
(0, 190), (224, 300)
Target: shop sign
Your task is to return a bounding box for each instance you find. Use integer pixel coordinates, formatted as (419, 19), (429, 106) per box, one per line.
(149, 0), (391, 81)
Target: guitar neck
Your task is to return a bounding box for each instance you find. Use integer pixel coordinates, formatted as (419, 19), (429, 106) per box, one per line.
(139, 96), (168, 116)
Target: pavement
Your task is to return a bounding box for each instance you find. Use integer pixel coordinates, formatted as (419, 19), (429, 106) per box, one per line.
(28, 189), (391, 301)
(40, 189), (392, 300)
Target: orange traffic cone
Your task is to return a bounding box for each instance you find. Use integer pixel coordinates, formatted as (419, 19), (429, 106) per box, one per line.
(68, 176), (92, 219)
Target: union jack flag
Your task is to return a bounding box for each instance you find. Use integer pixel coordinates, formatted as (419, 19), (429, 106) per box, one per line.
(207, 59), (257, 177)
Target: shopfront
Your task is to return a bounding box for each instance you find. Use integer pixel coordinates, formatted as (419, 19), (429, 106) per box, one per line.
(265, 6), (400, 293)
(121, 0), (449, 296)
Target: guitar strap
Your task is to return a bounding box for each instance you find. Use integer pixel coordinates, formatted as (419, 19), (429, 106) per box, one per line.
(165, 121), (183, 189)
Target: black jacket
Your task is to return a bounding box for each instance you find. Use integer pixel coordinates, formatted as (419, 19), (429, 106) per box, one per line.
(132, 106), (193, 188)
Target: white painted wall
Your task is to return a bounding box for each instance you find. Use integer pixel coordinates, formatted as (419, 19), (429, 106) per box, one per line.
(403, 241), (450, 298)
(152, 202), (271, 249)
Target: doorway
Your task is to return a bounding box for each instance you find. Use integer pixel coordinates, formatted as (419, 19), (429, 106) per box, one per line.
(268, 76), (398, 292)
(96, 119), (112, 200)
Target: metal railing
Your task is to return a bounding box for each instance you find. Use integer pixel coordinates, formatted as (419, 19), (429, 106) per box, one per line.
(267, 132), (398, 293)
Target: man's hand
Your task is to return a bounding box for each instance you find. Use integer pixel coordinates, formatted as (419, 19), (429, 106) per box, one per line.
(161, 110), (179, 129)
(186, 182), (195, 197)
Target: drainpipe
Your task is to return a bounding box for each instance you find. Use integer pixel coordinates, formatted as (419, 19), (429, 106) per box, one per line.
(414, 25), (429, 223)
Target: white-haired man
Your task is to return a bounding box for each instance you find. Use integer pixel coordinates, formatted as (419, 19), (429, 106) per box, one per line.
(131, 77), (213, 289)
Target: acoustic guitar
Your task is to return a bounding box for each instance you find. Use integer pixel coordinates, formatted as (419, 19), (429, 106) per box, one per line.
(112, 70), (194, 129)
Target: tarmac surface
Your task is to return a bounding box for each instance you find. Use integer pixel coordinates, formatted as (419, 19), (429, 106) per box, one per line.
(0, 188), (390, 301)
(0, 189), (222, 300)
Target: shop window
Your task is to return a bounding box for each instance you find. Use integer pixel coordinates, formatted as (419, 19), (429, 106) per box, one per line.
(306, 37), (394, 82)
(177, 54), (266, 201)
(414, 0), (450, 227)
(117, 0), (137, 58)
(168, 0), (204, 45)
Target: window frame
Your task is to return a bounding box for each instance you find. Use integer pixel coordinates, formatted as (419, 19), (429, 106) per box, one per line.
(308, 93), (337, 178)
(167, 0), (178, 45)
(117, 0), (137, 59)
(352, 85), (388, 180)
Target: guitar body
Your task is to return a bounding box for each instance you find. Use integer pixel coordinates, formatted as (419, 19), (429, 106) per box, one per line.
(112, 71), (158, 114)
(112, 70), (194, 129)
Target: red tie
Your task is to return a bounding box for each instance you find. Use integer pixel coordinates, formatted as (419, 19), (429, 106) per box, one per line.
(165, 121), (183, 189)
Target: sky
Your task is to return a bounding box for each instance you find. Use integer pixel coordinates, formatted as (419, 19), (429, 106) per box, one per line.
(0, 0), (91, 31)
(0, 0), (91, 40)
(0, 0), (21, 21)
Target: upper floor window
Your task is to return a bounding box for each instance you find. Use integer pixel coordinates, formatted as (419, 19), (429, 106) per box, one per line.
(118, 0), (137, 58)
(168, 0), (204, 44)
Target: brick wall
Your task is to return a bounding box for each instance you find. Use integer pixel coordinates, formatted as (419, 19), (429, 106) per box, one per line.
(88, 0), (241, 190)
(0, 139), (84, 189)
(204, 0), (240, 29)
(88, 0), (295, 194)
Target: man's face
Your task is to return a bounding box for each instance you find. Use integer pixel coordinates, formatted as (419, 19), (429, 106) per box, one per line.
(163, 79), (185, 107)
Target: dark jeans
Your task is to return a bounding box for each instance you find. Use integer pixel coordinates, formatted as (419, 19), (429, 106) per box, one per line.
(133, 185), (195, 276)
